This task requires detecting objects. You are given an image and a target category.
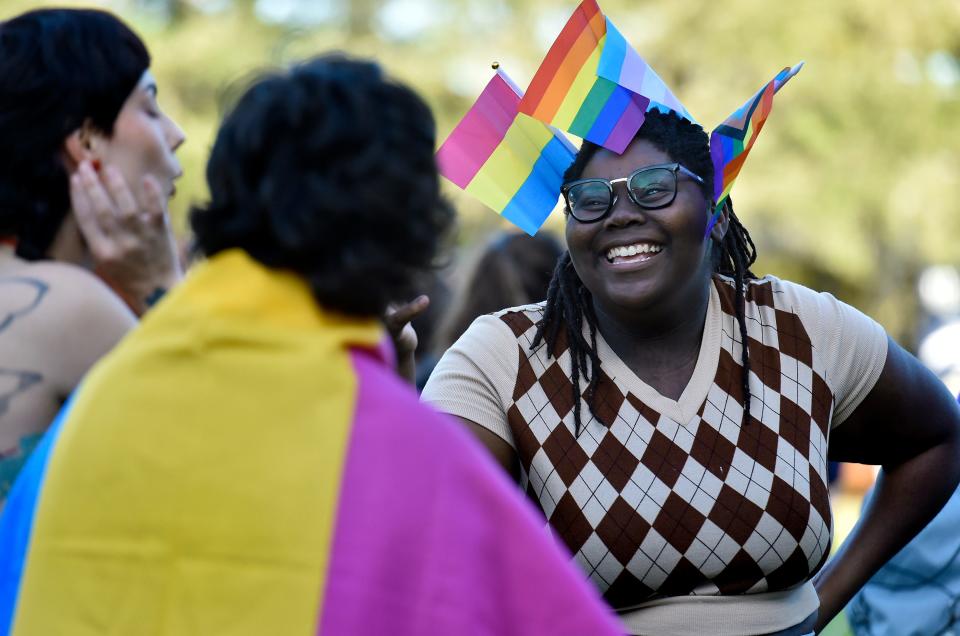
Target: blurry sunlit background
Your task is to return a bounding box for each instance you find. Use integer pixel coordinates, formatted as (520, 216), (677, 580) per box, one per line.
(3, 1), (959, 632)
(4, 0), (957, 345)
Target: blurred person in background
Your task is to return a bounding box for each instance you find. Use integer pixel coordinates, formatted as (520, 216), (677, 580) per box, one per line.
(0, 8), (184, 502)
(416, 230), (563, 390)
(846, 396), (960, 636)
(0, 55), (623, 636)
(423, 110), (960, 635)
(843, 268), (960, 635)
(916, 265), (960, 396)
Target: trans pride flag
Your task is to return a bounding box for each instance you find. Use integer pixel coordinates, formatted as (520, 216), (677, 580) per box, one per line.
(0, 250), (621, 636)
(519, 0), (691, 153)
(707, 62), (804, 234)
(437, 69), (577, 236)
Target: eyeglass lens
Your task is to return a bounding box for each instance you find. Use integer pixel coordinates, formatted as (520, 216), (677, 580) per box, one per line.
(628, 168), (677, 208)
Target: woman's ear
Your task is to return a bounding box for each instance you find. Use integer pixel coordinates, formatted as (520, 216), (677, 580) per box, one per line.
(709, 198), (731, 243)
(62, 119), (100, 170)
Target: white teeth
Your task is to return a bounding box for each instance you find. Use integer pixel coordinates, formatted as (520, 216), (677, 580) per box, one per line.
(606, 243), (663, 260)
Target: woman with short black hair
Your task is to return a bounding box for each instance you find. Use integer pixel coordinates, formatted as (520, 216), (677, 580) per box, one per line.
(0, 8), (184, 502)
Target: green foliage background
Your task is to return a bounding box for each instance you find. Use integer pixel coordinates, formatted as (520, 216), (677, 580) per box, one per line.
(4, 0), (958, 343)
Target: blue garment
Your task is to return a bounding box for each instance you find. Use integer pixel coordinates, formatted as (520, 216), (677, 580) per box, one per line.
(847, 394), (960, 636)
(0, 398), (69, 635)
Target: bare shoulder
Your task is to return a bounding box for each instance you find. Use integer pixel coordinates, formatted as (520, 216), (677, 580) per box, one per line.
(11, 259), (108, 293)
(3, 260), (133, 322)
(1, 260), (135, 392)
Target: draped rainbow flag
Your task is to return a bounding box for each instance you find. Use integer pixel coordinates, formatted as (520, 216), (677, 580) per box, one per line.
(518, 0), (691, 153)
(707, 62), (804, 234)
(0, 250), (622, 636)
(437, 68), (577, 236)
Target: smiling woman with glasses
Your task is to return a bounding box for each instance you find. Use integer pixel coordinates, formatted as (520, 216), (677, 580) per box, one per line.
(423, 108), (960, 635)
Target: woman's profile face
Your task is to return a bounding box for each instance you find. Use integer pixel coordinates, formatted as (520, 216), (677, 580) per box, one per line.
(564, 138), (712, 319)
(95, 70), (185, 205)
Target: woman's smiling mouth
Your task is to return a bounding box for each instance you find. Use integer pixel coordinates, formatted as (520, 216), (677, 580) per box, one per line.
(605, 242), (663, 265)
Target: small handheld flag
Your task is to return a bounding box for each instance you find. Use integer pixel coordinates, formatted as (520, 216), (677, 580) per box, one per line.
(596, 18), (693, 122)
(437, 68), (577, 235)
(517, 0), (646, 154)
(518, 0), (692, 153)
(707, 62), (804, 236)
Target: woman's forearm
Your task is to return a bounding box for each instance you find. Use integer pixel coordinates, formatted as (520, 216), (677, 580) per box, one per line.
(812, 436), (960, 631)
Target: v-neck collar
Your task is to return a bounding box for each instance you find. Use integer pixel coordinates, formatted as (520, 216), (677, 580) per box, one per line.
(593, 280), (721, 424)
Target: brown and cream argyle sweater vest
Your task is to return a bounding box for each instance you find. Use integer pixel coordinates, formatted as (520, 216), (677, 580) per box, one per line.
(497, 276), (833, 609)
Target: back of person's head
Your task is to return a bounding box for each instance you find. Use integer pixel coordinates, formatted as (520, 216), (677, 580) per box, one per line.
(433, 231), (563, 351)
(0, 8), (150, 259)
(191, 55), (454, 317)
(563, 110), (715, 204)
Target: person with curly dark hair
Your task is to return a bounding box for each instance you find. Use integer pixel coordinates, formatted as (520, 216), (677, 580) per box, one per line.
(423, 110), (960, 634)
(0, 8), (184, 503)
(0, 55), (624, 636)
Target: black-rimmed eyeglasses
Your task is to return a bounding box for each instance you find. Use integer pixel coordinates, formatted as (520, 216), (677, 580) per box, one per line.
(561, 162), (705, 223)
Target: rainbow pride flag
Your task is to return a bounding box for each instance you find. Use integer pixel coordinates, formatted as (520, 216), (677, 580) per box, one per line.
(708, 62), (804, 233)
(437, 69), (577, 236)
(0, 250), (622, 635)
(518, 0), (689, 153)
(595, 18), (693, 122)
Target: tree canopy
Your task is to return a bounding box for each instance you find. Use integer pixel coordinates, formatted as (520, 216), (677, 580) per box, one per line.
(5, 0), (958, 342)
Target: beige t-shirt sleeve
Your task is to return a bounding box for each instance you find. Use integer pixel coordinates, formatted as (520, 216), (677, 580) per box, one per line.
(421, 314), (519, 446)
(775, 278), (889, 428)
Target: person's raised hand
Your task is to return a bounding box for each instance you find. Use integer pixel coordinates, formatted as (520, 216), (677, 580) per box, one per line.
(384, 295), (430, 384)
(70, 160), (182, 316)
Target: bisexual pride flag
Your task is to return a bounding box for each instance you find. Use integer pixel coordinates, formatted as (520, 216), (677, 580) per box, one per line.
(0, 250), (622, 636)
(437, 68), (577, 236)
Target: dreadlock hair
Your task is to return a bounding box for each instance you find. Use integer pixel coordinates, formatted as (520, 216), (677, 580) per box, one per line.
(531, 110), (758, 436)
